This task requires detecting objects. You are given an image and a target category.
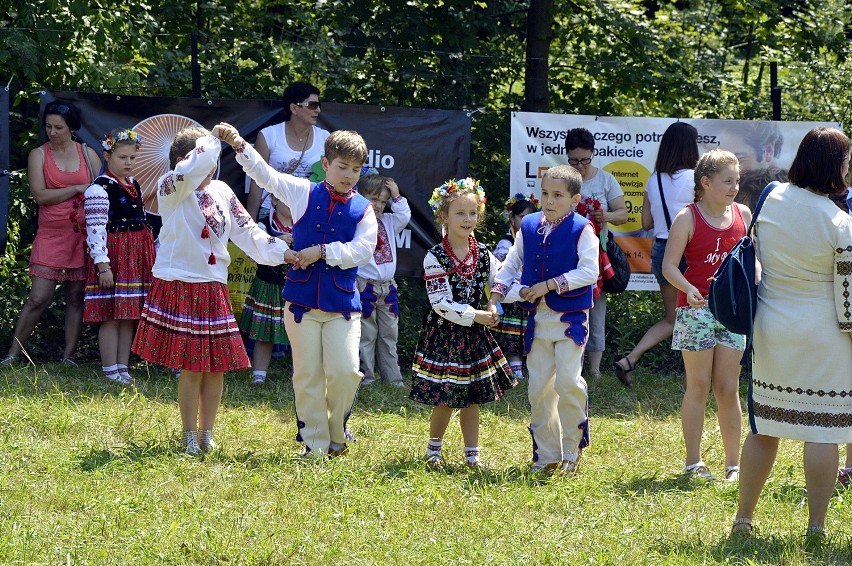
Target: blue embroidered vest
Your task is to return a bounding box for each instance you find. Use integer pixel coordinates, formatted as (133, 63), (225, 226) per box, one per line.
(283, 183), (370, 312)
(519, 211), (594, 313)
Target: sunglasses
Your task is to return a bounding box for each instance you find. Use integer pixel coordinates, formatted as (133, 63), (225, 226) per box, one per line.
(568, 158), (592, 166)
(295, 101), (321, 110)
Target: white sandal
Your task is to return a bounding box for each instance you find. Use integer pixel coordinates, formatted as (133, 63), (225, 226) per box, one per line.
(724, 465), (740, 482)
(684, 461), (714, 480)
(731, 517), (752, 535)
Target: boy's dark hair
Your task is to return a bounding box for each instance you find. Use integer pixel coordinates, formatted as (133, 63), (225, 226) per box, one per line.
(357, 174), (390, 198)
(508, 199), (537, 217)
(282, 81), (321, 121)
(788, 127), (850, 195)
(542, 164), (582, 196)
(655, 122), (699, 175)
(325, 130), (368, 164)
(169, 126), (210, 168)
(565, 128), (595, 152)
(43, 100), (82, 132)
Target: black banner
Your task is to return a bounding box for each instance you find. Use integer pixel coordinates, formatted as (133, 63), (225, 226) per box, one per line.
(45, 92), (472, 276)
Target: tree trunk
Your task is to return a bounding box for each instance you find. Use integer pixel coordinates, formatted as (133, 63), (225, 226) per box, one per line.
(523, 0), (555, 112)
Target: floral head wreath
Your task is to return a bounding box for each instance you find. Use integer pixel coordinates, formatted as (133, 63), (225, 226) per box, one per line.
(504, 192), (540, 214)
(102, 128), (143, 152)
(428, 177), (486, 214)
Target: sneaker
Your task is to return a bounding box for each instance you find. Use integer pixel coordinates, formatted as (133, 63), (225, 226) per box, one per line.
(361, 376), (376, 386)
(389, 380), (407, 389)
(61, 357), (79, 367)
(685, 461), (714, 480)
(425, 454), (444, 469)
(0, 354), (20, 367)
(251, 374), (266, 385)
(838, 467), (852, 488)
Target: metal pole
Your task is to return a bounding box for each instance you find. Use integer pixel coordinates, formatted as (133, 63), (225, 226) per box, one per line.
(770, 61), (781, 121)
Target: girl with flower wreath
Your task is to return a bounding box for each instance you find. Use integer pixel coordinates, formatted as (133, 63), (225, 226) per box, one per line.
(83, 128), (155, 384)
(409, 178), (516, 469)
(491, 192), (540, 380)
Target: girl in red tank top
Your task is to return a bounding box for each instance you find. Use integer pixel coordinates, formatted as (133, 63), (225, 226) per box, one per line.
(661, 149), (752, 483)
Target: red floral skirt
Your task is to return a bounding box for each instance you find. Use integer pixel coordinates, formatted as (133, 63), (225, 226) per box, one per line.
(132, 277), (250, 372)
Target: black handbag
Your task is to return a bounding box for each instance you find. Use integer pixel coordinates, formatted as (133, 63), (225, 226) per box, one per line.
(602, 232), (631, 294)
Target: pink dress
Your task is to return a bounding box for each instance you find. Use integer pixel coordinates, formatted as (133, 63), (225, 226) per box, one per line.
(29, 143), (90, 281)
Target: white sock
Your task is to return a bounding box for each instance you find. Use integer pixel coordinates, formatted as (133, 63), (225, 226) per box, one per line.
(509, 361), (524, 378)
(117, 363), (131, 378)
(464, 446), (480, 464)
(426, 439), (443, 458)
(199, 429), (215, 451)
(102, 364), (120, 380)
(253, 370), (267, 379)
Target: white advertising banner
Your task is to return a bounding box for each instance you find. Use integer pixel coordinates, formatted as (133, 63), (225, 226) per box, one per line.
(510, 113), (841, 290)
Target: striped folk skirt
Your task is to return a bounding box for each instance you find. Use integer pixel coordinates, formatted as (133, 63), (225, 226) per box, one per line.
(84, 229), (155, 323)
(132, 277), (250, 372)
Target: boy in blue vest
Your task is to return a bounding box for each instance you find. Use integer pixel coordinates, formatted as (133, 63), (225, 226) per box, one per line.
(216, 123), (377, 458)
(490, 165), (599, 474)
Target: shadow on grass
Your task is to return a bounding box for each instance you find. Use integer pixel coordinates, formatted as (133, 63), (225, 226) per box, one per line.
(76, 441), (178, 471)
(373, 457), (567, 487)
(655, 529), (852, 565)
(614, 471), (740, 497)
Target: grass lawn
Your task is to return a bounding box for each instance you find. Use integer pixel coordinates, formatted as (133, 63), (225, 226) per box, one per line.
(1, 359), (850, 565)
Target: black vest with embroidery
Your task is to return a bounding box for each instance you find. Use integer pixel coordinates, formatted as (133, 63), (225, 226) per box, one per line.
(102, 175), (147, 233)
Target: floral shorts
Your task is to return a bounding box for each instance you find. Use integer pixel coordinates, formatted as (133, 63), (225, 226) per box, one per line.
(672, 306), (746, 352)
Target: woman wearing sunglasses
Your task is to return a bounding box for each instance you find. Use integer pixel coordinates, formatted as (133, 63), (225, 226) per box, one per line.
(2, 100), (102, 366)
(245, 82), (331, 225)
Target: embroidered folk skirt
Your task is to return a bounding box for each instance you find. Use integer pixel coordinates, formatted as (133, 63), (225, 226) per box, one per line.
(133, 277), (250, 372)
(409, 310), (516, 408)
(238, 277), (290, 346)
(84, 229), (155, 323)
(491, 302), (529, 357)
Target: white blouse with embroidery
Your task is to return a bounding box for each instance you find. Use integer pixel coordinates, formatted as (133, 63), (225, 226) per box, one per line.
(357, 195), (411, 281)
(153, 135), (290, 284)
(423, 248), (500, 327)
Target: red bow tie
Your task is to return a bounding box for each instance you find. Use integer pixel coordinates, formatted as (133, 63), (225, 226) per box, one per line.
(329, 190), (350, 205)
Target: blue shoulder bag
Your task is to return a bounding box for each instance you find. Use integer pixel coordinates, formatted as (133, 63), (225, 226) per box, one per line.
(707, 182), (780, 352)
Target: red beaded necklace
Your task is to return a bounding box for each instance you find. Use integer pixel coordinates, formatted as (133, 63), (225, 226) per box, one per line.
(442, 235), (479, 278)
(105, 170), (139, 199)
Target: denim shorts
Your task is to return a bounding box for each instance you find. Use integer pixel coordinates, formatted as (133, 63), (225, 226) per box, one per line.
(651, 239), (686, 286)
(672, 306), (746, 352)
